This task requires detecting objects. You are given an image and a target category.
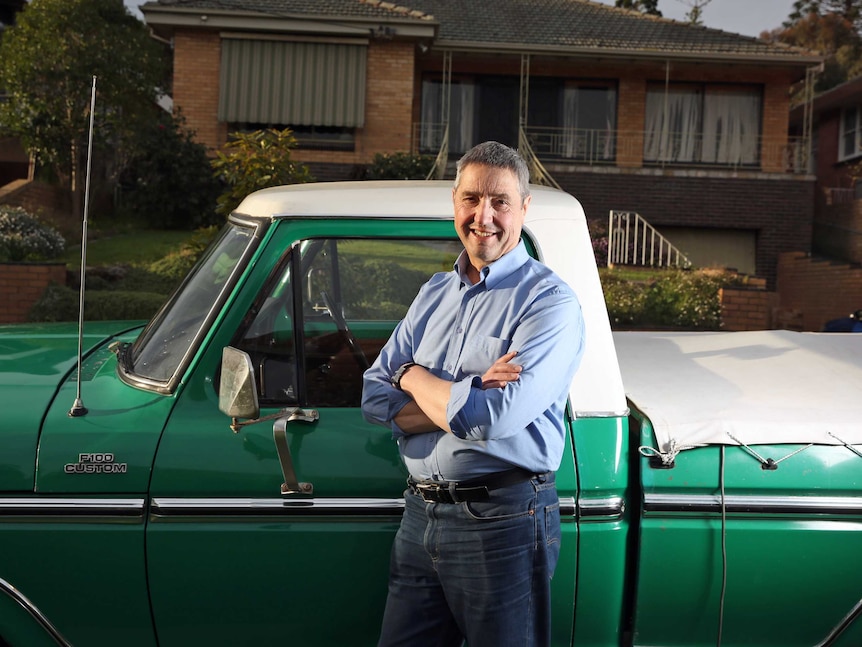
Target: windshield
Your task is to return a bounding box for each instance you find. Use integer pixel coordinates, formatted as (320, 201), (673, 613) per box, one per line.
(130, 220), (259, 384)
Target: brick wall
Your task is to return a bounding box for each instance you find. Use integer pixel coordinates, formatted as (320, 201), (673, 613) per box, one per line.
(554, 168), (814, 288)
(173, 30), (225, 152)
(814, 198), (862, 264)
(777, 251), (862, 331)
(0, 263), (66, 323)
(720, 277), (776, 331)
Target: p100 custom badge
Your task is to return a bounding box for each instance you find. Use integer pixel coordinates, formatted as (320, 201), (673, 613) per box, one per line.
(64, 453), (128, 474)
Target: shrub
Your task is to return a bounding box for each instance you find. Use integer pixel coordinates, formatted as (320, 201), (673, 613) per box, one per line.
(29, 283), (166, 322)
(601, 273), (648, 326)
(364, 152), (435, 180)
(211, 129), (314, 217)
(643, 270), (727, 330)
(118, 112), (222, 230)
(0, 206), (65, 261)
(600, 268), (740, 330)
(148, 225), (219, 281)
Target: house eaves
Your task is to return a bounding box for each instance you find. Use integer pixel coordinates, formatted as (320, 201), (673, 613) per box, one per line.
(432, 39), (823, 69)
(141, 1), (438, 39)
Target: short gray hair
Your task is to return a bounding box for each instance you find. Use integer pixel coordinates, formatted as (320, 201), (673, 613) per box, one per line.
(453, 141), (531, 201)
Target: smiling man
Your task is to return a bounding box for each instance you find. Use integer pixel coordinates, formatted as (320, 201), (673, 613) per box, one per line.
(361, 141), (585, 647)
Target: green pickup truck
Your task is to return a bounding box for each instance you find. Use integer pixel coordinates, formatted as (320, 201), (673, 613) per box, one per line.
(1, 181), (860, 647)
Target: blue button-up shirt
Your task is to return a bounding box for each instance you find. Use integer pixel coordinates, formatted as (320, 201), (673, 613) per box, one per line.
(361, 241), (585, 481)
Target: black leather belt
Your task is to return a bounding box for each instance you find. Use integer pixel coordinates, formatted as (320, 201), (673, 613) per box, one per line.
(407, 468), (541, 504)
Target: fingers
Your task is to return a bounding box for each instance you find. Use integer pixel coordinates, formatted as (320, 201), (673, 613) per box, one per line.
(481, 350), (522, 390)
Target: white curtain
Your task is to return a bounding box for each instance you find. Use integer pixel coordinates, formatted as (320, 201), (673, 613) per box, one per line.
(644, 87), (701, 162)
(420, 80), (475, 154)
(563, 86), (616, 160)
(563, 87), (580, 158)
(451, 82), (475, 154)
(701, 89), (761, 164)
(420, 80), (441, 152)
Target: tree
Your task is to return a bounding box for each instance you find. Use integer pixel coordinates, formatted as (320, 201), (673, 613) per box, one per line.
(118, 111), (222, 230)
(675, 0), (712, 26)
(614, 0), (662, 16)
(210, 129), (315, 217)
(0, 0), (167, 221)
(764, 5), (862, 94)
(787, 0), (862, 31)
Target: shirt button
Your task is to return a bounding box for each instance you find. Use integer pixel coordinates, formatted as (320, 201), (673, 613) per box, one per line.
(456, 328), (463, 334)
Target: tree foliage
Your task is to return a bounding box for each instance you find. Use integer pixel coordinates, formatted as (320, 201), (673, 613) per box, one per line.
(118, 111), (222, 230)
(210, 128), (315, 217)
(614, 0), (662, 16)
(764, 0), (862, 93)
(0, 0), (167, 218)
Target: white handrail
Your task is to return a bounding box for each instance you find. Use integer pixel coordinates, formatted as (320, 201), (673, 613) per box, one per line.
(607, 210), (691, 269)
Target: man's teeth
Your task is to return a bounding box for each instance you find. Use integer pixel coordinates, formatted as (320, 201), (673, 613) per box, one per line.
(473, 231), (495, 237)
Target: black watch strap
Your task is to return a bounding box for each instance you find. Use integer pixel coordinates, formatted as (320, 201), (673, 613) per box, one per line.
(390, 362), (418, 390)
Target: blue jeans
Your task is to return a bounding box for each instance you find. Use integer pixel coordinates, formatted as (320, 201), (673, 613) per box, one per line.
(378, 473), (561, 647)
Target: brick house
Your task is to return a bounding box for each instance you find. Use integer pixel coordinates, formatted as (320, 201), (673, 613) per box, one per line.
(141, 0), (822, 287)
(790, 75), (862, 265)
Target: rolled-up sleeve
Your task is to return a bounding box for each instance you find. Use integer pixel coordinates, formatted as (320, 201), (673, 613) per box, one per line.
(361, 319), (415, 438)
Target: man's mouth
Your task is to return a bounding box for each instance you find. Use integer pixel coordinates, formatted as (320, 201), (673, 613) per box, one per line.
(471, 229), (497, 238)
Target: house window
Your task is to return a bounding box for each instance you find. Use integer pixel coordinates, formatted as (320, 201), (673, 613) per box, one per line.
(420, 79), (476, 155)
(218, 37), (366, 150)
(419, 76), (617, 162)
(840, 106), (862, 161)
(562, 82), (617, 161)
(644, 83), (762, 166)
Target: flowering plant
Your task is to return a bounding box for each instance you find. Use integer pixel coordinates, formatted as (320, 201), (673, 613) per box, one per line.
(0, 206), (66, 262)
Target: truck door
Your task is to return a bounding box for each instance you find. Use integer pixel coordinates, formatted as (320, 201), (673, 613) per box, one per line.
(146, 220), (463, 645)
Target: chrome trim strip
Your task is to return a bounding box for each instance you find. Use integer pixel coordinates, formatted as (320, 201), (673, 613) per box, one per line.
(151, 497), (405, 517)
(0, 577), (72, 647)
(815, 596), (862, 647)
(578, 496), (625, 520)
(559, 496), (576, 518)
(571, 409), (629, 419)
(0, 498), (145, 518)
(644, 493), (862, 516)
(153, 496), (584, 519)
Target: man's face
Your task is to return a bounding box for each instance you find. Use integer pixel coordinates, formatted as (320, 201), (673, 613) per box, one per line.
(453, 164), (531, 275)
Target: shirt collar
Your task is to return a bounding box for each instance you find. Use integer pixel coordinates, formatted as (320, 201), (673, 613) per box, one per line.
(453, 240), (529, 289)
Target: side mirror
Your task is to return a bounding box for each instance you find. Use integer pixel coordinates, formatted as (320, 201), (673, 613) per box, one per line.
(219, 347), (260, 428)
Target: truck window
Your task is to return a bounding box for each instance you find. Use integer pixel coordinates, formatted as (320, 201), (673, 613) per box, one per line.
(131, 220), (259, 384)
(235, 237), (461, 407)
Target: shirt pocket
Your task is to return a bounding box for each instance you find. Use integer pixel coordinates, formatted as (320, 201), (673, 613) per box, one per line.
(459, 335), (512, 376)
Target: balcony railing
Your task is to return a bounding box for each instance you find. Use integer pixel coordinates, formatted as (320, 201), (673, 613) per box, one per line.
(413, 123), (810, 175)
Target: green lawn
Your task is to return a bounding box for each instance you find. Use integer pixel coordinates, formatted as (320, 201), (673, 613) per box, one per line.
(62, 230), (195, 268)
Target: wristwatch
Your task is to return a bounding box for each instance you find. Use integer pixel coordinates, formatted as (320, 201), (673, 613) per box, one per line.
(390, 362), (418, 390)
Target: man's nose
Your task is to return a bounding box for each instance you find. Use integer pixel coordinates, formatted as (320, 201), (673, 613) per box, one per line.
(475, 199), (494, 225)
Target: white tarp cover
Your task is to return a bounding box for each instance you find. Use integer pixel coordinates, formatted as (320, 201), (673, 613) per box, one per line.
(612, 330), (862, 452)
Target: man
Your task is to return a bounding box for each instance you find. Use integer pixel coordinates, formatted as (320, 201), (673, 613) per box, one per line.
(361, 141), (585, 647)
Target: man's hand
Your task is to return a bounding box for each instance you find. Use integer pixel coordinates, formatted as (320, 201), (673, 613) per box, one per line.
(481, 351), (521, 390)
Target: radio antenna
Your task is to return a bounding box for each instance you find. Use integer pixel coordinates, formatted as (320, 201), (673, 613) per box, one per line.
(69, 75), (97, 418)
